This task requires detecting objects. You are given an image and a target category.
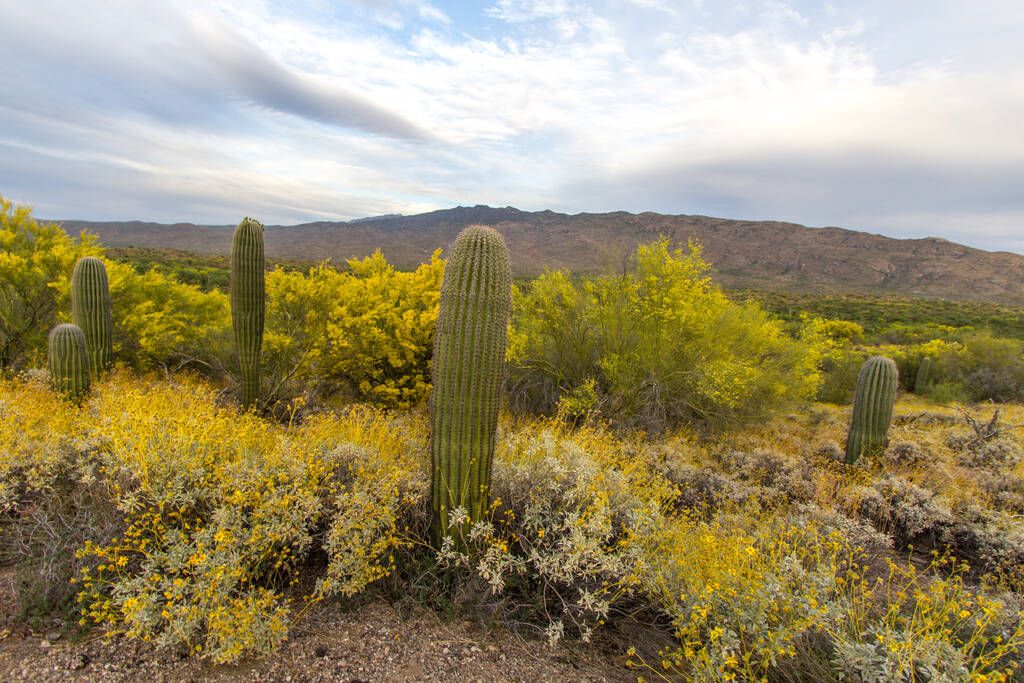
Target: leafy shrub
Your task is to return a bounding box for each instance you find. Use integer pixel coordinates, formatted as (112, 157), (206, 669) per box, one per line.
(436, 421), (674, 642)
(828, 556), (1024, 682)
(637, 511), (850, 682)
(1, 371), (426, 662)
(0, 196), (102, 369)
(106, 261), (231, 370)
(263, 251), (443, 408)
(509, 239), (822, 431)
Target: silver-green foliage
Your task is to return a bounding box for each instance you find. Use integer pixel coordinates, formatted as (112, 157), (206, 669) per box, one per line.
(845, 355), (898, 464)
(430, 225), (511, 541)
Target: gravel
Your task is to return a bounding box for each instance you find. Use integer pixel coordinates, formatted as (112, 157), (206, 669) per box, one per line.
(0, 600), (631, 682)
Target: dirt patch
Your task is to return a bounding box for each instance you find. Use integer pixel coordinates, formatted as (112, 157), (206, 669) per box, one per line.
(0, 597), (631, 683)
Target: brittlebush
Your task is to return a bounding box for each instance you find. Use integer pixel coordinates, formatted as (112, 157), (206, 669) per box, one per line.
(0, 371), (425, 663)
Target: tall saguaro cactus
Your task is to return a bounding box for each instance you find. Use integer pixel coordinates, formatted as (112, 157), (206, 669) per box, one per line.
(49, 323), (91, 401)
(71, 256), (113, 375)
(231, 218), (265, 409)
(430, 225), (512, 542)
(845, 355), (898, 464)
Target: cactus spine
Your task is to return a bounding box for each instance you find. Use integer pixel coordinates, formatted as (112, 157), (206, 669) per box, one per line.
(845, 355), (898, 464)
(71, 256), (113, 375)
(48, 323), (91, 401)
(230, 218), (265, 409)
(914, 356), (932, 393)
(430, 225), (511, 542)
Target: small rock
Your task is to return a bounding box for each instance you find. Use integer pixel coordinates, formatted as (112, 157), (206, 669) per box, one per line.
(45, 631), (62, 642)
(69, 653), (91, 670)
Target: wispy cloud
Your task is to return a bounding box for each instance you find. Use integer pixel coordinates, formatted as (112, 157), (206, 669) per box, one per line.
(0, 0), (1021, 252)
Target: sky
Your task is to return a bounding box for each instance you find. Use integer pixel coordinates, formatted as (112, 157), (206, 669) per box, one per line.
(1, 1), (1022, 253)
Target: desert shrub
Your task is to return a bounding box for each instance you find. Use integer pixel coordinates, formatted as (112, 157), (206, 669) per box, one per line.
(881, 441), (930, 468)
(0, 196), (103, 369)
(1, 371), (426, 663)
(436, 421), (674, 642)
(924, 380), (971, 404)
(718, 449), (816, 505)
(106, 261), (231, 371)
(959, 332), (1024, 402)
(845, 475), (1024, 574)
(509, 239), (823, 431)
(262, 250), (443, 408)
(635, 511), (850, 681)
(828, 556), (1024, 682)
(848, 476), (954, 548)
(816, 347), (869, 404)
(663, 463), (755, 512)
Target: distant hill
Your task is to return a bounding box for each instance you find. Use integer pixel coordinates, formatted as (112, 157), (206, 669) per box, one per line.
(56, 206), (1024, 305)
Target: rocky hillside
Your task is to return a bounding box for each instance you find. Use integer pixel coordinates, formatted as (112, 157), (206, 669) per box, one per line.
(58, 206), (1024, 305)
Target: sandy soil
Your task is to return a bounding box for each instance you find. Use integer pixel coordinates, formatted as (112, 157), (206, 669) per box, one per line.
(0, 592), (632, 683)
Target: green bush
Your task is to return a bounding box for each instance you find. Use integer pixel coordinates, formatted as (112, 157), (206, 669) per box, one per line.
(0, 196), (102, 369)
(508, 239), (822, 431)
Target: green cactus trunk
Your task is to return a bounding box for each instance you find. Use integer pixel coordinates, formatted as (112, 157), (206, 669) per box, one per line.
(71, 256), (113, 376)
(230, 218), (265, 409)
(845, 355), (898, 464)
(48, 323), (91, 401)
(914, 356), (932, 394)
(430, 225), (511, 543)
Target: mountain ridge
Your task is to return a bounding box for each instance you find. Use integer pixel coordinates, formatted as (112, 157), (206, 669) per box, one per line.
(55, 206), (1024, 306)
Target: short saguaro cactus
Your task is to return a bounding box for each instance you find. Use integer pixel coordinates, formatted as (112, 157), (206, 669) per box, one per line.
(231, 217), (265, 409)
(845, 355), (898, 464)
(48, 323), (91, 401)
(914, 356), (932, 394)
(430, 225), (512, 542)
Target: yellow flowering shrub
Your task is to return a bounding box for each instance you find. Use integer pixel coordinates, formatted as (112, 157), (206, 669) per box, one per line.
(509, 239), (824, 431)
(0, 373), (90, 510)
(637, 510), (852, 681)
(3, 370), (1023, 678)
(105, 261), (231, 369)
(829, 555), (1024, 682)
(0, 195), (102, 369)
(263, 250), (443, 408)
(1, 371), (425, 663)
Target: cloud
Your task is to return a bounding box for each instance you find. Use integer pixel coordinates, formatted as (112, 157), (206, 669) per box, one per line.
(0, 0), (1022, 253)
(188, 15), (433, 140)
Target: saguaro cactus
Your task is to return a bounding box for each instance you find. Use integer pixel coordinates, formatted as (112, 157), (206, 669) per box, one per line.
(71, 256), (113, 375)
(845, 355), (898, 464)
(914, 356), (932, 394)
(231, 217), (265, 409)
(49, 323), (91, 401)
(430, 225), (511, 542)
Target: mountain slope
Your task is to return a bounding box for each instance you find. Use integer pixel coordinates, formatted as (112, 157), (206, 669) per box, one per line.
(57, 206), (1024, 305)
